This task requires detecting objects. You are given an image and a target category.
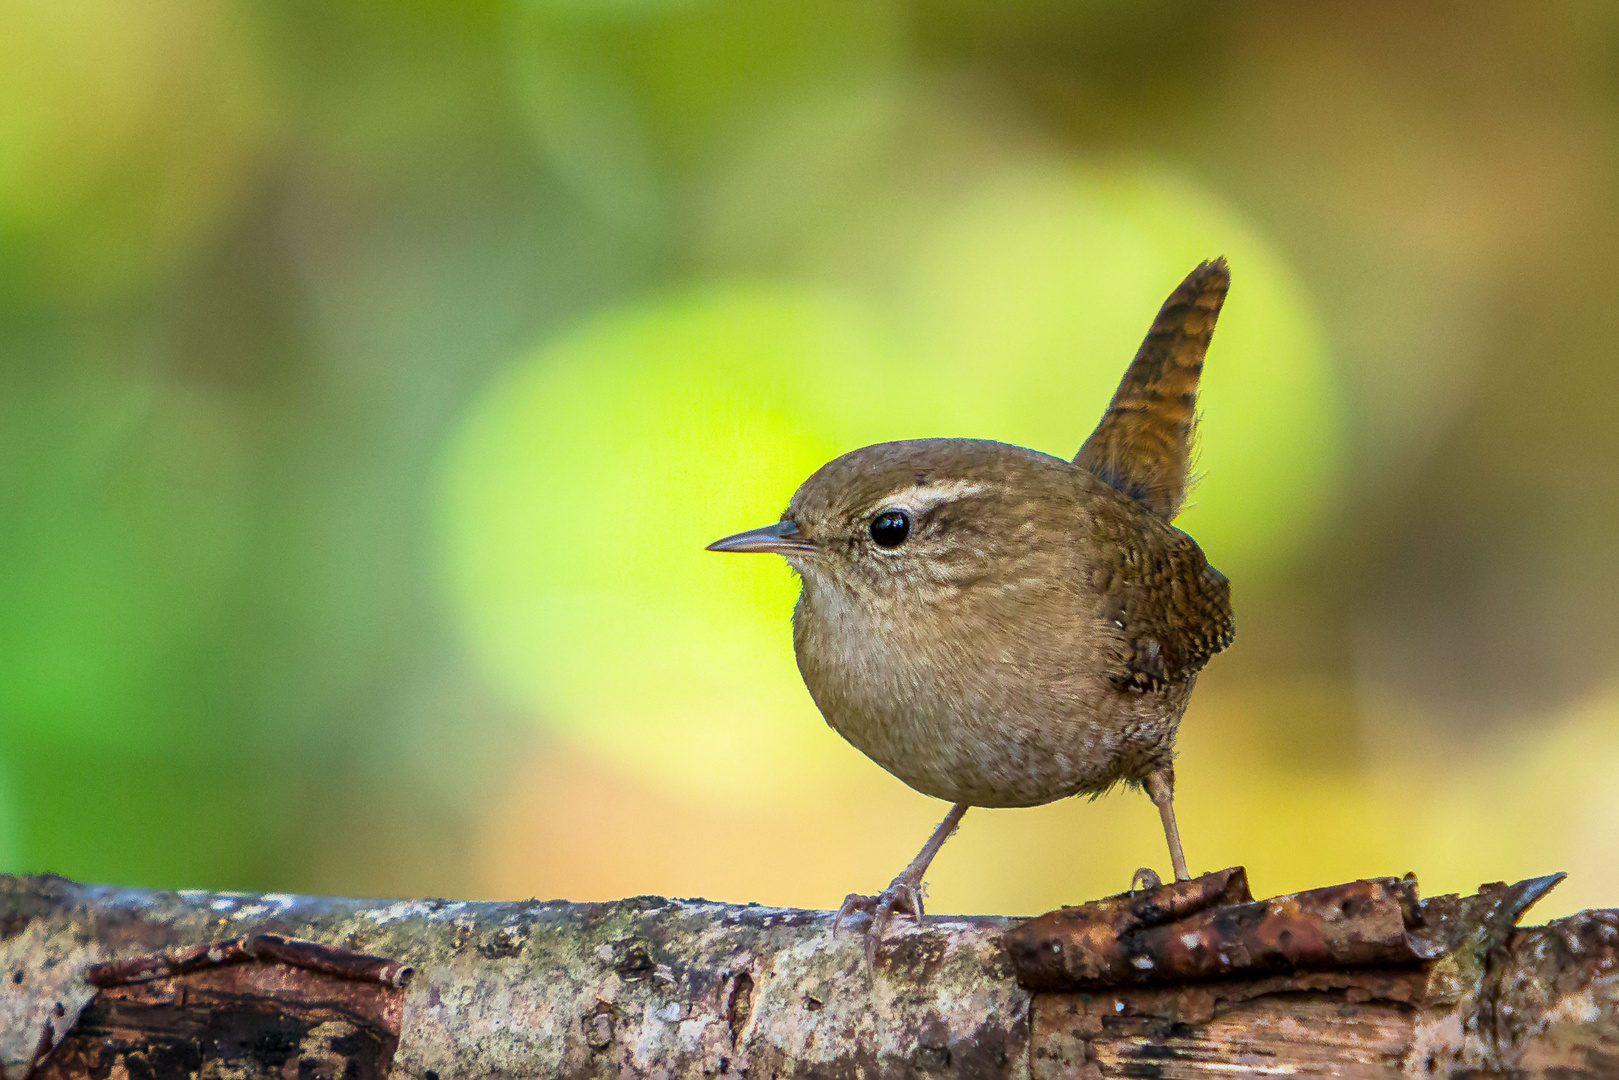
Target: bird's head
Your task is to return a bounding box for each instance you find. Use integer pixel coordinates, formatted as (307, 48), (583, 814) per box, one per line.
(706, 438), (1081, 602)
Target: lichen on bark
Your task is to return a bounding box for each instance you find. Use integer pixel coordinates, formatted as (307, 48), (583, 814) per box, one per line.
(0, 876), (1029, 1080)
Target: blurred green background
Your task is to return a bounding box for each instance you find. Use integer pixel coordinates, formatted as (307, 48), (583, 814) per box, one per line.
(5, 0), (1619, 921)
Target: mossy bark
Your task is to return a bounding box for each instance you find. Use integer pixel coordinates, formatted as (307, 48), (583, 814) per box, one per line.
(4, 874), (1619, 1079)
(0, 875), (1027, 1080)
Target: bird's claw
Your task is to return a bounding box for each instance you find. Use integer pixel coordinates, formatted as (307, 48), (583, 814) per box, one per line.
(1130, 866), (1162, 893)
(834, 879), (924, 964)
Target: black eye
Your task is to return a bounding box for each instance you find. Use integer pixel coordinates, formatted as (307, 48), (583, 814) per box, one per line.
(869, 510), (910, 548)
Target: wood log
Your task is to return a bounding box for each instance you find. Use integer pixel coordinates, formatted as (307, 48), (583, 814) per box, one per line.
(0, 875), (1025, 1080)
(3, 872), (1618, 1078)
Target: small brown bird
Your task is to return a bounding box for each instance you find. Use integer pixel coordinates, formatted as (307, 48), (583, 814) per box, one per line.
(708, 260), (1235, 954)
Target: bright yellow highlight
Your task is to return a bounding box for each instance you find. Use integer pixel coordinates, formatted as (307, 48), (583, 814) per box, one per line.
(442, 287), (903, 802)
(903, 163), (1343, 575)
(441, 163), (1345, 808)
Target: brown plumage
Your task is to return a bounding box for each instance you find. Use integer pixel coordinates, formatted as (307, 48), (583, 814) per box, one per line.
(1076, 256), (1229, 521)
(708, 261), (1235, 958)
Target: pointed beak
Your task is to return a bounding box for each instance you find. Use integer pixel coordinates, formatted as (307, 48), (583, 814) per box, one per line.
(705, 519), (815, 555)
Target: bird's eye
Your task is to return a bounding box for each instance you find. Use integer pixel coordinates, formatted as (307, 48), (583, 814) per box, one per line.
(869, 510), (910, 548)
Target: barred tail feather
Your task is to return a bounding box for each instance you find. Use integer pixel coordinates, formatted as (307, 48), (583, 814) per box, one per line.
(1075, 258), (1229, 521)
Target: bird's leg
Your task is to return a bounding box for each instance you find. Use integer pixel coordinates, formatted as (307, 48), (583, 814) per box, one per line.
(1145, 766), (1190, 881)
(835, 802), (969, 961)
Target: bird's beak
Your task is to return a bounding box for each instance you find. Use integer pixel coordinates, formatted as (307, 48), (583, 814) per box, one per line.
(705, 519), (815, 555)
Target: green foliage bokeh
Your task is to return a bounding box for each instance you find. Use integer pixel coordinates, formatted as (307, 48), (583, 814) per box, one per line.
(7, 0), (1618, 919)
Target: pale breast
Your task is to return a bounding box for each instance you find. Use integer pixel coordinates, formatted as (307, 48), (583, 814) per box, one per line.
(792, 572), (1192, 808)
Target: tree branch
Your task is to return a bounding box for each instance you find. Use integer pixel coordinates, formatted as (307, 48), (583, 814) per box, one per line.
(0, 875), (1025, 1079)
(3, 871), (1617, 1078)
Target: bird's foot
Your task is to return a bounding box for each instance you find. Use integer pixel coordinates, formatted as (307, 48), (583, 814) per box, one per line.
(1130, 867), (1162, 893)
(834, 876), (925, 964)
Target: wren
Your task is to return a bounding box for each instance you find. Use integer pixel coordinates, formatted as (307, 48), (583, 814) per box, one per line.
(708, 260), (1235, 956)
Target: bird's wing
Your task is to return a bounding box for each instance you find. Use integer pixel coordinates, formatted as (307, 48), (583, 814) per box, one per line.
(1093, 520), (1234, 692)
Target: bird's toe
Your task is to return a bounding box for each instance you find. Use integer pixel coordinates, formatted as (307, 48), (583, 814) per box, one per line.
(834, 892), (876, 935)
(834, 879), (925, 963)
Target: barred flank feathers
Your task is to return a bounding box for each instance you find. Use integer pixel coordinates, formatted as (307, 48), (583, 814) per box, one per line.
(1074, 258), (1230, 521)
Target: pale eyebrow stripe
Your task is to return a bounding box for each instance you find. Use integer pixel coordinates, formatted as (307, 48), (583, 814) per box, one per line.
(870, 480), (985, 514)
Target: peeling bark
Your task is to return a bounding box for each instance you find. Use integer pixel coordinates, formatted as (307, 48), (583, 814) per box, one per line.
(3, 872), (1619, 1078)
